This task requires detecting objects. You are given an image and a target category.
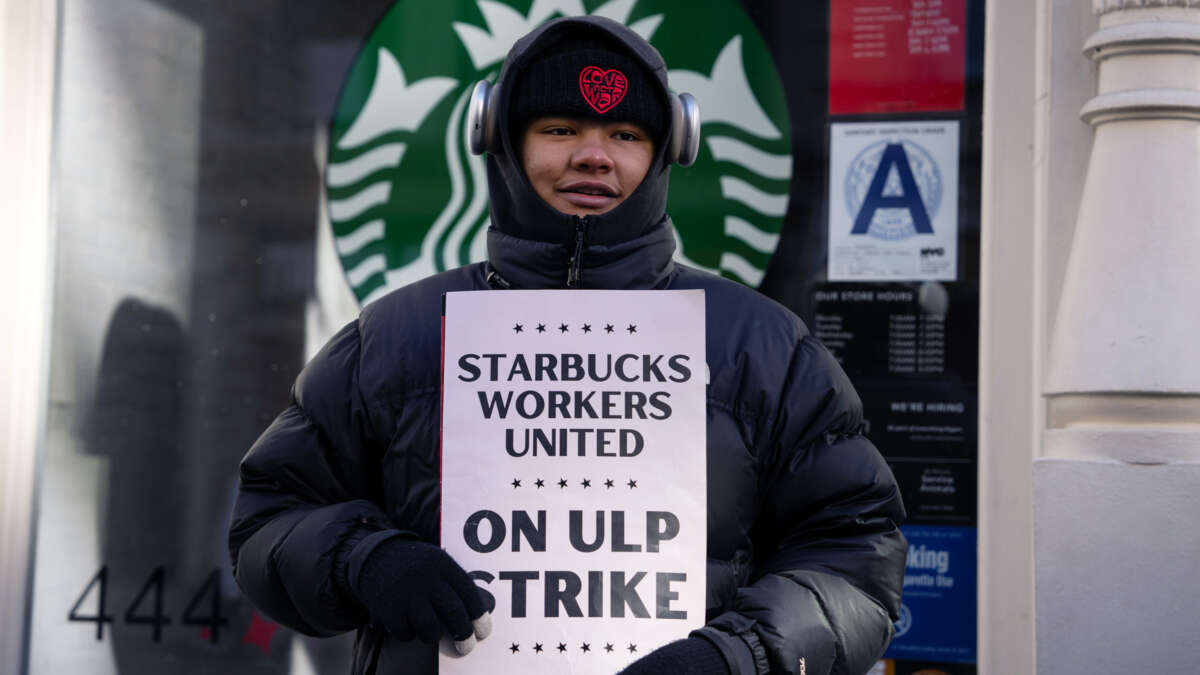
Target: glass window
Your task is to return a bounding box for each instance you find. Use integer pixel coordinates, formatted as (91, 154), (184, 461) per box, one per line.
(30, 1), (982, 673)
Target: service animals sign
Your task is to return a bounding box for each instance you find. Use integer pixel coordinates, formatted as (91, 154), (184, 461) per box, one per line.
(439, 290), (706, 674)
(828, 120), (960, 281)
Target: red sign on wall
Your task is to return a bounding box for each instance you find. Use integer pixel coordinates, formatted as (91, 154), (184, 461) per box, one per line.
(829, 0), (966, 115)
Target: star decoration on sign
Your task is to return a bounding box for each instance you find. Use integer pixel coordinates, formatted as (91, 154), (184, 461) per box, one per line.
(520, 320), (644, 336)
(605, 643), (614, 653)
(534, 643), (543, 653)
(627, 479), (638, 489)
(510, 643), (519, 653)
(628, 643), (638, 653)
(535, 478), (545, 488)
(511, 478), (521, 488)
(581, 642), (591, 653)
(558, 478), (568, 488)
(605, 478), (615, 489)
(557, 643), (568, 653)
(239, 610), (280, 655)
(581, 478), (591, 488)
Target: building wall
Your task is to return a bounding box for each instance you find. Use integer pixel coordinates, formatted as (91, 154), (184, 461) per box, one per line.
(0, 0), (59, 672)
(978, 0), (1105, 670)
(1035, 2), (1200, 672)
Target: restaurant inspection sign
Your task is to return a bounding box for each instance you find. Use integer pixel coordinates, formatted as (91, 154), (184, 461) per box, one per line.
(439, 290), (707, 674)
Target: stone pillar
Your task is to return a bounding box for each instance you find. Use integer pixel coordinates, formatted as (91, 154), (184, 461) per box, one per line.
(1038, 1), (1200, 673)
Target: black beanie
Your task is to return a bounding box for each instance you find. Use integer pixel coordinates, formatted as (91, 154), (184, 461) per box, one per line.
(508, 32), (667, 144)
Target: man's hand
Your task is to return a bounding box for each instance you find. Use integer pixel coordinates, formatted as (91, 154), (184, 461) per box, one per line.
(352, 538), (492, 653)
(620, 637), (731, 675)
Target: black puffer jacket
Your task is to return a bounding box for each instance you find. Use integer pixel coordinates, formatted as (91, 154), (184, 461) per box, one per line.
(229, 16), (906, 675)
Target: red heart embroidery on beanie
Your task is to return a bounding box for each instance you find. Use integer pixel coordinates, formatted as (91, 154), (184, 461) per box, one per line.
(578, 66), (628, 114)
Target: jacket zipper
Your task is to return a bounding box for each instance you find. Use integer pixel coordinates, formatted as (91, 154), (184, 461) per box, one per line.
(566, 215), (588, 288)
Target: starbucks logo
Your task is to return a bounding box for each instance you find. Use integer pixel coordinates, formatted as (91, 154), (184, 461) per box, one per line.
(326, 0), (792, 305)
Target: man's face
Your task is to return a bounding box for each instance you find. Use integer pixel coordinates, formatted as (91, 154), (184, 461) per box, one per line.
(521, 116), (654, 216)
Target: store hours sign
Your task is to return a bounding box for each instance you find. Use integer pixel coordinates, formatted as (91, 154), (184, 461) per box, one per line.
(439, 290), (707, 674)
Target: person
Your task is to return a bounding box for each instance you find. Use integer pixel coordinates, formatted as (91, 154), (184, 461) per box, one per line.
(229, 15), (906, 675)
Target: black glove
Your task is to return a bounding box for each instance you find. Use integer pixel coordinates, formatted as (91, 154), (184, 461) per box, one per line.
(351, 536), (492, 649)
(620, 637), (731, 675)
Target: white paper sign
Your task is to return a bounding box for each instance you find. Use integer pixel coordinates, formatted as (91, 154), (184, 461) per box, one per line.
(439, 290), (707, 674)
(828, 120), (960, 281)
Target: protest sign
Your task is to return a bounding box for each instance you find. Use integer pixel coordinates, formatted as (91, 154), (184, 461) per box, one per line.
(439, 289), (707, 674)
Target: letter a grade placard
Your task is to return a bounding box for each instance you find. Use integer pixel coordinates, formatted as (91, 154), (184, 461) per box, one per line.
(439, 290), (707, 674)
(828, 120), (960, 281)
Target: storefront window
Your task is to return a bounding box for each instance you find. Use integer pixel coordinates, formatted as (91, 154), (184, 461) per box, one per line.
(29, 1), (982, 673)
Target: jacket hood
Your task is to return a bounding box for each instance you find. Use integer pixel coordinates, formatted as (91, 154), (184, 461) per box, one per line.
(485, 15), (677, 289)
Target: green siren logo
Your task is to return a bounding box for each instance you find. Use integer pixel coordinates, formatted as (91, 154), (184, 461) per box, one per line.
(326, 0), (791, 305)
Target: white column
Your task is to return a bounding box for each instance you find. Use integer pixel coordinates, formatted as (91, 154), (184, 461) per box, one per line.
(1038, 1), (1200, 673)
(977, 0), (1040, 672)
(0, 0), (60, 672)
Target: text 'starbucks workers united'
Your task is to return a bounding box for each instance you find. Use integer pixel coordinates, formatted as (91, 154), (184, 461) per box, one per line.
(326, 0), (792, 305)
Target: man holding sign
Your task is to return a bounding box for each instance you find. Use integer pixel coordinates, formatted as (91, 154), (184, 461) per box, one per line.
(230, 15), (906, 675)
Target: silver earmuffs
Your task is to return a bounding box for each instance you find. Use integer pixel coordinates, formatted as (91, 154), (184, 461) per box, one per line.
(466, 80), (701, 167)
